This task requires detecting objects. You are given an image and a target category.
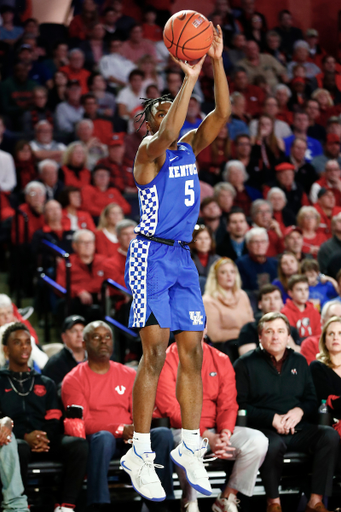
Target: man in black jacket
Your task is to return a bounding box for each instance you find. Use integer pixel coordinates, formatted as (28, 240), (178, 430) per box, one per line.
(216, 207), (249, 260)
(43, 315), (86, 387)
(0, 322), (88, 512)
(234, 311), (339, 512)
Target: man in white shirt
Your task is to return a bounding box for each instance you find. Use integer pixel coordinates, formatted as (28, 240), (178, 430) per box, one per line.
(55, 80), (85, 134)
(0, 149), (16, 192)
(29, 120), (65, 162)
(99, 39), (136, 91)
(116, 69), (144, 121)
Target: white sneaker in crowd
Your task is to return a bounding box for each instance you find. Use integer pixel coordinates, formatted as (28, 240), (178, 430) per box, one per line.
(212, 493), (240, 512)
(181, 498), (201, 512)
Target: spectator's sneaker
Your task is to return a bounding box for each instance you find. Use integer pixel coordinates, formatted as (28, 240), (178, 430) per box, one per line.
(120, 447), (166, 501)
(181, 499), (200, 512)
(170, 439), (213, 496)
(212, 493), (240, 512)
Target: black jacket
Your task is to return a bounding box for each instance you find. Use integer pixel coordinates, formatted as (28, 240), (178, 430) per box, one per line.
(238, 312), (300, 348)
(42, 346), (83, 387)
(234, 347), (318, 429)
(0, 368), (62, 441)
(216, 233), (248, 261)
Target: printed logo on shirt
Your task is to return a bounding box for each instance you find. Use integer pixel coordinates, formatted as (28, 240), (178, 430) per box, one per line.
(4, 388), (12, 393)
(209, 372), (217, 377)
(296, 318), (312, 337)
(81, 222), (87, 228)
(34, 384), (46, 397)
(189, 311), (204, 325)
(97, 270), (104, 277)
(115, 385), (126, 395)
(291, 368), (297, 375)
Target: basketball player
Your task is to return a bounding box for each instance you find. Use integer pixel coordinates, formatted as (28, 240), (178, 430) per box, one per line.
(120, 25), (231, 501)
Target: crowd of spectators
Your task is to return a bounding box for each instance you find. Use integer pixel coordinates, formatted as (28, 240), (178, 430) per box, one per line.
(1, 0), (341, 511)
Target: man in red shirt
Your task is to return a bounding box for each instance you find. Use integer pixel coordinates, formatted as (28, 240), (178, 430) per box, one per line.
(60, 49), (90, 95)
(62, 320), (174, 509)
(12, 181), (46, 245)
(301, 300), (341, 365)
(81, 94), (114, 145)
(314, 187), (341, 237)
(251, 199), (284, 257)
(281, 275), (321, 339)
(310, 158), (341, 205)
(229, 69), (265, 118)
(97, 133), (136, 193)
(154, 339), (268, 512)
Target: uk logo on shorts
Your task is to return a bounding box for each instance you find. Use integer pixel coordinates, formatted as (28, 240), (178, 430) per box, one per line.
(189, 311), (204, 325)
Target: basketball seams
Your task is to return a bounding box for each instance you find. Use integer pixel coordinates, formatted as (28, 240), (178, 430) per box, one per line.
(176, 12), (195, 58)
(182, 24), (213, 59)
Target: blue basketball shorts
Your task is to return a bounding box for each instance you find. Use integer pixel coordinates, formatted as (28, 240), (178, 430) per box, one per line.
(125, 237), (205, 331)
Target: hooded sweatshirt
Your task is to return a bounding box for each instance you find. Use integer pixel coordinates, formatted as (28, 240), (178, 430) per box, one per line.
(281, 300), (321, 339)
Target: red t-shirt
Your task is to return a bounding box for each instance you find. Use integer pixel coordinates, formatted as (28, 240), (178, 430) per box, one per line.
(281, 300), (321, 339)
(81, 185), (131, 217)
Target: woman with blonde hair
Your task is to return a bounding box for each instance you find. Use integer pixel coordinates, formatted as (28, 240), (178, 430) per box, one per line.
(251, 114), (285, 171)
(203, 257), (254, 362)
(61, 142), (91, 188)
(95, 203), (124, 256)
(311, 88), (339, 127)
(297, 206), (327, 257)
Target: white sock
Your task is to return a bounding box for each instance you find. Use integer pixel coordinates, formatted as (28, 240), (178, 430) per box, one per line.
(133, 432), (152, 455)
(182, 428), (200, 452)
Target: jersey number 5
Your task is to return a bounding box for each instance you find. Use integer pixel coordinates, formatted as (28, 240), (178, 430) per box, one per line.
(185, 180), (195, 207)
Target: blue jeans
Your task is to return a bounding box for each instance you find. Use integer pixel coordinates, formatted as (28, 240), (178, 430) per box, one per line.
(86, 427), (175, 505)
(0, 434), (29, 512)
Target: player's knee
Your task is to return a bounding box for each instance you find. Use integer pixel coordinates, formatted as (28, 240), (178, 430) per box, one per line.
(143, 345), (167, 375)
(179, 343), (203, 371)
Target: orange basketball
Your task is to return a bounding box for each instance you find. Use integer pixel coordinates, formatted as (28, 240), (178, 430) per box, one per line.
(163, 10), (214, 61)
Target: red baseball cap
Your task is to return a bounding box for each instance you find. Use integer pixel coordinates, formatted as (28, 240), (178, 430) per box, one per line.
(291, 77), (305, 85)
(326, 133), (341, 144)
(284, 225), (303, 237)
(275, 162), (295, 172)
(108, 133), (125, 147)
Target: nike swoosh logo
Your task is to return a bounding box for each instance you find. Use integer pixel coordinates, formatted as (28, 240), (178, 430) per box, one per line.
(5, 389), (11, 392)
(121, 461), (131, 471)
(170, 157), (178, 162)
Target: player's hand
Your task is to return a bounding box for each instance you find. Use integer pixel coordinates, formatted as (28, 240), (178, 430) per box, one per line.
(169, 53), (206, 79)
(207, 24), (223, 60)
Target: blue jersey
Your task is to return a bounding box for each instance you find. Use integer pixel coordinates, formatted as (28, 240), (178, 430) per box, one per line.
(134, 142), (200, 242)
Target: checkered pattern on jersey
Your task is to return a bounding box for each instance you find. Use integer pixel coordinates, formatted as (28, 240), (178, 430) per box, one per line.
(135, 185), (159, 236)
(128, 238), (150, 327)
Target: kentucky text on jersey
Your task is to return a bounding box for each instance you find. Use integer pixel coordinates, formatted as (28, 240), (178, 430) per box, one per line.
(168, 163), (198, 178)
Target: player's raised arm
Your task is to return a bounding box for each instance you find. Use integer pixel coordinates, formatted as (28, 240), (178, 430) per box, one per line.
(180, 25), (231, 156)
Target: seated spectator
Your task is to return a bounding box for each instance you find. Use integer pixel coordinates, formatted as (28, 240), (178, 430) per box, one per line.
(0, 142), (16, 195)
(196, 126), (230, 186)
(55, 80), (85, 135)
(273, 251), (300, 303)
(249, 96), (292, 140)
(60, 49), (90, 95)
(326, 116), (341, 138)
(297, 206), (327, 258)
(29, 121), (66, 163)
(47, 70), (68, 112)
(12, 181), (45, 244)
(236, 227), (278, 293)
(284, 111), (323, 163)
(230, 68), (265, 117)
(318, 212), (341, 273)
(228, 92), (250, 141)
(42, 315), (86, 387)
(227, 33), (246, 66)
(106, 219), (136, 275)
(0, 293), (39, 345)
(223, 160), (262, 217)
(120, 24), (157, 64)
(22, 86), (54, 137)
(281, 275), (321, 338)
(311, 160), (341, 206)
(38, 159), (64, 201)
(234, 311), (339, 512)
(124, 115), (148, 163)
(232, 134), (261, 190)
(141, 7), (162, 42)
(245, 13), (267, 52)
(68, 0), (99, 41)
(311, 134), (341, 175)
(97, 133), (136, 194)
(95, 203), (124, 256)
(216, 208), (249, 261)
(75, 119), (108, 170)
(251, 199), (284, 257)
(314, 187), (341, 237)
(79, 23), (107, 71)
(81, 93), (114, 144)
(265, 30), (286, 65)
(238, 284), (301, 356)
(237, 40), (287, 92)
(203, 257), (254, 361)
(81, 165), (130, 218)
(305, 99), (326, 143)
(213, 182), (236, 242)
(155, 334), (268, 512)
(106, 0), (136, 37)
(0, 63), (37, 131)
(61, 142), (91, 188)
(301, 258), (338, 311)
(274, 84), (293, 125)
(138, 54), (164, 97)
(289, 137), (319, 194)
(162, 69), (182, 100)
(326, 248), (341, 280)
(99, 38), (136, 92)
(59, 186), (95, 232)
(0, 6), (24, 45)
(88, 72), (116, 118)
(267, 188), (296, 232)
(301, 300), (341, 364)
(266, 162), (310, 217)
(62, 320), (174, 509)
(283, 225), (313, 262)
(189, 224), (220, 283)
(316, 55), (341, 93)
(116, 69), (144, 123)
(179, 96), (203, 139)
(42, 41), (68, 80)
(310, 316), (341, 459)
(287, 40), (321, 80)
(274, 9), (303, 59)
(199, 197), (223, 241)
(306, 28), (326, 69)
(311, 88), (339, 127)
(251, 114), (285, 174)
(56, 229), (122, 320)
(0, 323), (88, 512)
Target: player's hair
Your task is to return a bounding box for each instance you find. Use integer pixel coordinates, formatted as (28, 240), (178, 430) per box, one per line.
(134, 95), (173, 132)
(2, 322), (30, 346)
